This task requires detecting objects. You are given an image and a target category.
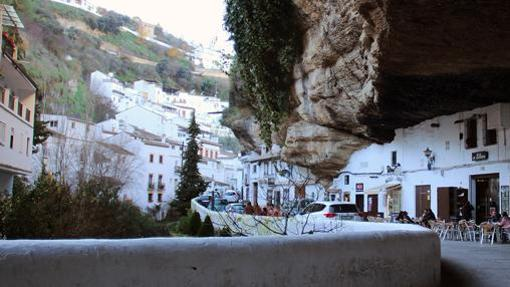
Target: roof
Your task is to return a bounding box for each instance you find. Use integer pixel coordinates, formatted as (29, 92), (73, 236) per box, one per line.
(97, 141), (133, 156)
(200, 139), (221, 147)
(1, 5), (24, 28)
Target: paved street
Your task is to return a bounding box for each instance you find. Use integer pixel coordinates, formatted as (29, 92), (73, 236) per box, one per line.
(441, 240), (510, 287)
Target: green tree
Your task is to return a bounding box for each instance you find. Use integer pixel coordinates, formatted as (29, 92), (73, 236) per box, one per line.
(189, 211), (202, 236)
(173, 113), (207, 215)
(197, 215), (214, 237)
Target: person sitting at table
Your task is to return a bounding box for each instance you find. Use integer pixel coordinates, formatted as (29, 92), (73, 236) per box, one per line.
(497, 212), (510, 243)
(489, 209), (501, 223)
(396, 211), (415, 224)
(419, 208), (436, 228)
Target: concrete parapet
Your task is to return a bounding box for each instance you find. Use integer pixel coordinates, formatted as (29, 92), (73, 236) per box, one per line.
(0, 228), (440, 286)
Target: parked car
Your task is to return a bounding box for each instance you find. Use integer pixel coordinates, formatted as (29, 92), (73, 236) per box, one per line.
(197, 191), (221, 207)
(295, 201), (363, 221)
(223, 190), (240, 203)
(208, 199), (229, 211)
(225, 203), (245, 214)
(283, 198), (315, 216)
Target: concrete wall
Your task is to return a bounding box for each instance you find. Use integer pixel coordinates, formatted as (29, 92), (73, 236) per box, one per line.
(0, 230), (440, 287)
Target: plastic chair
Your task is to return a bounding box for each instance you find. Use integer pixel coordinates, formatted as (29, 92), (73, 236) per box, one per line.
(479, 222), (495, 245)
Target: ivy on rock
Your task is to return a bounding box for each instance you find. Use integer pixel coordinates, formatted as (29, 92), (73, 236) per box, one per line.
(224, 0), (302, 145)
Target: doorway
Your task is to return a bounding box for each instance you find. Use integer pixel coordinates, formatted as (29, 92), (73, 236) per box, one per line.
(356, 194), (364, 212)
(437, 187), (467, 221)
(367, 194), (378, 216)
(415, 185), (431, 218)
(472, 174), (499, 224)
(253, 182), (258, 205)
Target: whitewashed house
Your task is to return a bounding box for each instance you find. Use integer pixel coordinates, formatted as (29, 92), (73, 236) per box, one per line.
(50, 0), (99, 16)
(241, 145), (324, 207)
(336, 103), (510, 223)
(0, 12), (37, 194)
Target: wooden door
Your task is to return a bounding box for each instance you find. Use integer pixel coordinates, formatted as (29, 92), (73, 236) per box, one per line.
(415, 185), (431, 218)
(367, 195), (378, 215)
(437, 187), (451, 221)
(356, 194), (364, 212)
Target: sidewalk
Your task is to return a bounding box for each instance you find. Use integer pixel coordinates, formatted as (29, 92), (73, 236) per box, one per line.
(441, 240), (510, 287)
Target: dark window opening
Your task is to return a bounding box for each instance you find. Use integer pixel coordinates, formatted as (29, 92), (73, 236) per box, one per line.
(157, 193), (163, 202)
(344, 175), (350, 185)
(148, 193), (153, 203)
(482, 115), (497, 146)
(465, 117), (477, 149)
(391, 151), (397, 166)
(159, 155), (163, 164)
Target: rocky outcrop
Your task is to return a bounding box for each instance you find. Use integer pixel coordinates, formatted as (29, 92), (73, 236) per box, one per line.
(234, 0), (510, 182)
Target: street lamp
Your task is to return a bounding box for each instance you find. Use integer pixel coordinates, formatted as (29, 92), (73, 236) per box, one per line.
(423, 147), (435, 170)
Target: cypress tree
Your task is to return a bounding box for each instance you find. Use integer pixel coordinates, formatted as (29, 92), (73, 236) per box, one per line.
(174, 113), (207, 215)
(197, 215), (215, 237)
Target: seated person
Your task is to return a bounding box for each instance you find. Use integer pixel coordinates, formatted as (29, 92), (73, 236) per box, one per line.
(497, 212), (510, 243)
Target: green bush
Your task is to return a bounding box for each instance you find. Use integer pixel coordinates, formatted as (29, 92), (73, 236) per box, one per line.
(0, 172), (169, 239)
(189, 212), (202, 236)
(197, 216), (215, 237)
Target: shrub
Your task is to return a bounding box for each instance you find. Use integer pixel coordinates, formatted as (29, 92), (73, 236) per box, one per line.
(197, 216), (215, 237)
(189, 211), (202, 236)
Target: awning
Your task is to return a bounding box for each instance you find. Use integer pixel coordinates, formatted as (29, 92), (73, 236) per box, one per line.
(364, 183), (401, 195)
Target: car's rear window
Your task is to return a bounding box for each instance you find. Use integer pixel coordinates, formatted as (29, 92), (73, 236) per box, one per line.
(330, 204), (358, 213)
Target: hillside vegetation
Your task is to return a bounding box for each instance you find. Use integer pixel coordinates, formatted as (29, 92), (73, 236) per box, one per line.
(4, 0), (230, 121)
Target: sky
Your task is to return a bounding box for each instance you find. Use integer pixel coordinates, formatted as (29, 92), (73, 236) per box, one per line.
(92, 0), (233, 53)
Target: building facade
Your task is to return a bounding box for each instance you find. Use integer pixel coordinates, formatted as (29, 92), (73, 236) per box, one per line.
(241, 145), (324, 207)
(335, 103), (510, 223)
(0, 24), (37, 194)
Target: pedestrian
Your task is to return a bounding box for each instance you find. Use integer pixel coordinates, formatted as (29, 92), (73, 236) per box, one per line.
(244, 201), (255, 215)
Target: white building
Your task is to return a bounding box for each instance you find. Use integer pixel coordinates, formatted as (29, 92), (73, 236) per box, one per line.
(0, 17), (37, 194)
(50, 0), (99, 16)
(335, 103), (510, 223)
(241, 145), (324, 207)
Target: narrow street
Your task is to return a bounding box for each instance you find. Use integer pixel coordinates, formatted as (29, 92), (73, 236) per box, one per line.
(441, 241), (510, 287)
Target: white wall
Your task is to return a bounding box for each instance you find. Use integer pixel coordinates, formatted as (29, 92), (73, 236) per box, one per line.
(336, 103), (510, 218)
(0, 231), (440, 287)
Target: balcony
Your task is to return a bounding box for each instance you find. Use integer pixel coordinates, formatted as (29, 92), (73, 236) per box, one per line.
(147, 182), (155, 190)
(157, 183), (165, 190)
(2, 32), (17, 60)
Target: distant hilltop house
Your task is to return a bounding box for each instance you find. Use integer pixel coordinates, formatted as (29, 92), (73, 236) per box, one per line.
(50, 0), (100, 16)
(133, 17), (155, 39)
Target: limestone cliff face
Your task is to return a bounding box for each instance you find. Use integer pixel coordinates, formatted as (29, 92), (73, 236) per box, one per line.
(234, 0), (510, 182)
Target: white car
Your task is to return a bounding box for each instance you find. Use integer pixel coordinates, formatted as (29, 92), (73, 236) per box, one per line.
(296, 201), (363, 221)
(222, 190), (240, 203)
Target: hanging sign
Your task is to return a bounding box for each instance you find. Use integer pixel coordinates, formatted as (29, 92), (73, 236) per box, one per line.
(472, 151), (489, 161)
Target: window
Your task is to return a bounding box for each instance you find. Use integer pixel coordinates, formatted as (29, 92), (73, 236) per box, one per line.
(465, 117), (477, 149)
(482, 115), (497, 146)
(344, 175), (350, 185)
(303, 204), (326, 213)
(148, 193), (153, 203)
(71, 121), (76, 129)
(9, 128), (14, 149)
(0, 122), (5, 145)
(391, 151), (397, 166)
(214, 151), (218, 159)
(148, 174), (153, 186)
(158, 174), (163, 182)
(17, 102), (23, 117)
(8, 93), (15, 110)
(25, 109), (31, 122)
(445, 141), (450, 151)
(159, 155), (163, 164)
(252, 165), (257, 173)
(49, 121), (58, 128)
(0, 88), (5, 104)
(149, 154), (154, 163)
(26, 137), (30, 156)
(205, 149), (209, 158)
(157, 193), (163, 203)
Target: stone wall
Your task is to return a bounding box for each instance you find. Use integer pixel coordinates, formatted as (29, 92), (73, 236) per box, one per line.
(0, 230), (440, 287)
